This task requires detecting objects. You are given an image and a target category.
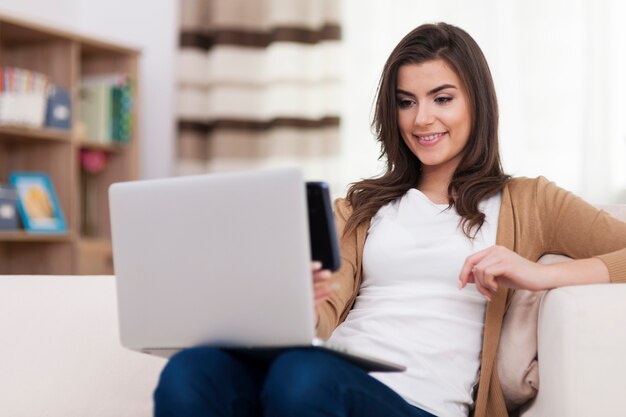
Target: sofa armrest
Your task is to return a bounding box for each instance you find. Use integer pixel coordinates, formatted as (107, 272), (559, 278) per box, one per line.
(519, 284), (626, 417)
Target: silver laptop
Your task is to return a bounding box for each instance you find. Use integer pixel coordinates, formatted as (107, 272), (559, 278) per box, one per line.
(109, 168), (405, 372)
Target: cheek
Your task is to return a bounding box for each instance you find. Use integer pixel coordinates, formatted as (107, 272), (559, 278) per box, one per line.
(448, 107), (471, 133)
(397, 112), (409, 130)
(397, 126), (413, 149)
(399, 117), (418, 143)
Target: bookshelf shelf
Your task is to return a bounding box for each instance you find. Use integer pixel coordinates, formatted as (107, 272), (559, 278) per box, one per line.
(0, 13), (139, 275)
(0, 231), (72, 242)
(0, 125), (72, 143)
(79, 141), (128, 154)
(76, 237), (114, 275)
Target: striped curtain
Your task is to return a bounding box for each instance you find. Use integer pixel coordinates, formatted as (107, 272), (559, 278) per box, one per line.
(177, 0), (342, 182)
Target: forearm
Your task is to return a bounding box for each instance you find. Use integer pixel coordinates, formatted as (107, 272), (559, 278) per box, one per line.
(542, 257), (610, 290)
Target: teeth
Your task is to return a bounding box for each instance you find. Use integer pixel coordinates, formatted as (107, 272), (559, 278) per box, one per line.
(417, 133), (444, 141)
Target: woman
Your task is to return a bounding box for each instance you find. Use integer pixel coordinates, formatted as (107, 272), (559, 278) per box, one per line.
(154, 22), (626, 417)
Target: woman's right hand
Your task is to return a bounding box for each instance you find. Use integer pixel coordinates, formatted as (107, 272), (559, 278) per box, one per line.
(312, 261), (333, 325)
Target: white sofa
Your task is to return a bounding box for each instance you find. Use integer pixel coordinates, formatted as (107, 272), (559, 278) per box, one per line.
(0, 275), (166, 417)
(3, 198), (626, 417)
(2, 275), (626, 417)
(519, 284), (626, 417)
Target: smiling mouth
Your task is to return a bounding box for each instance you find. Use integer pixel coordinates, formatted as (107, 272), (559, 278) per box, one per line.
(414, 132), (447, 142)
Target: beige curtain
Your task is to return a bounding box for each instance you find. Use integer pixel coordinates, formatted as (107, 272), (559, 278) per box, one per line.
(177, 0), (342, 180)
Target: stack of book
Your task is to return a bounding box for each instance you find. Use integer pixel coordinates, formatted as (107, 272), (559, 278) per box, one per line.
(0, 67), (50, 127)
(79, 74), (133, 144)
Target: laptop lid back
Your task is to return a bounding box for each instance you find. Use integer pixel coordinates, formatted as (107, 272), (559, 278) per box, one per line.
(109, 168), (315, 351)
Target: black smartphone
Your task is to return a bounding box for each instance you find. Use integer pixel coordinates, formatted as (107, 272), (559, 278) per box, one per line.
(306, 182), (341, 272)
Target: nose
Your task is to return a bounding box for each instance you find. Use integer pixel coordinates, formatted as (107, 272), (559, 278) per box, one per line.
(414, 103), (434, 126)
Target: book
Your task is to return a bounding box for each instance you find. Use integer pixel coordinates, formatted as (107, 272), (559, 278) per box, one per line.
(0, 66), (49, 127)
(45, 86), (72, 130)
(79, 81), (110, 142)
(0, 185), (19, 230)
(79, 74), (133, 144)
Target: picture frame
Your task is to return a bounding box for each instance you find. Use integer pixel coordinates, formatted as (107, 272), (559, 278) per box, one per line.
(9, 172), (67, 233)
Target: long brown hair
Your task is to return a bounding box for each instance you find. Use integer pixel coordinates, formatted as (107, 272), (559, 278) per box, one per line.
(345, 22), (510, 238)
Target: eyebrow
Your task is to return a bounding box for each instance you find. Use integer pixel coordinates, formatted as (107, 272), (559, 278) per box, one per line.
(396, 84), (457, 97)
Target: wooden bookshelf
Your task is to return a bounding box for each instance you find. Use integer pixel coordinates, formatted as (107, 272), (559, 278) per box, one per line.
(0, 125), (73, 142)
(0, 14), (139, 275)
(0, 231), (73, 242)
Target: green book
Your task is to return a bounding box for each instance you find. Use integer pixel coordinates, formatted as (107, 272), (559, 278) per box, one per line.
(80, 80), (111, 143)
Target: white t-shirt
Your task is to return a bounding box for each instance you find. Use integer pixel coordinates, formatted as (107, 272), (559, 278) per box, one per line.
(328, 189), (502, 417)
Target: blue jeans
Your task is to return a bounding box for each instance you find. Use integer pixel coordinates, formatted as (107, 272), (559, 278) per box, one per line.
(154, 347), (436, 417)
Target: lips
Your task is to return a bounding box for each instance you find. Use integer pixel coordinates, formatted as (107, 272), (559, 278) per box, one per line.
(413, 132), (447, 146)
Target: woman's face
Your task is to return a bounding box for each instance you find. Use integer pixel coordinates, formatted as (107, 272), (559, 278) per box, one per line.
(396, 59), (472, 180)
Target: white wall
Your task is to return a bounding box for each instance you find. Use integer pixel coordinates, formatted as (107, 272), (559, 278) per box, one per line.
(341, 0), (626, 203)
(0, 0), (81, 27)
(2, 0), (625, 203)
(0, 0), (178, 180)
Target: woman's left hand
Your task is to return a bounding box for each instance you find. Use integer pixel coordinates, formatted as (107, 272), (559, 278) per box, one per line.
(458, 245), (549, 300)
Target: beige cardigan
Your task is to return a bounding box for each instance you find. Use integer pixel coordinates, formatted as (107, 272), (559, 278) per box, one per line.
(316, 176), (626, 417)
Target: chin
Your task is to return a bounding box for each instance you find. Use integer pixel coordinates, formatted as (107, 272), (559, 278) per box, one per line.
(416, 157), (443, 167)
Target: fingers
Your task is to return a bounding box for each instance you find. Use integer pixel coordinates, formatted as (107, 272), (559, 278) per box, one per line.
(459, 246), (491, 289)
(471, 263), (503, 301)
(458, 262), (473, 288)
(313, 268), (331, 284)
(459, 246), (507, 301)
(473, 277), (493, 301)
(472, 262), (500, 292)
(311, 261), (323, 272)
(460, 245), (535, 301)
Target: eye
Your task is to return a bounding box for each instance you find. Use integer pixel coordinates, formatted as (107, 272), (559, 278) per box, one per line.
(434, 96), (453, 104)
(397, 98), (415, 109)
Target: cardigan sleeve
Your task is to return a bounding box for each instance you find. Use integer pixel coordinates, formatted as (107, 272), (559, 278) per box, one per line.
(315, 198), (361, 339)
(534, 176), (626, 283)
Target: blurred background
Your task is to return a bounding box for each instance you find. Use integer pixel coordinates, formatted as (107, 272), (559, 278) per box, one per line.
(1, 0), (624, 203)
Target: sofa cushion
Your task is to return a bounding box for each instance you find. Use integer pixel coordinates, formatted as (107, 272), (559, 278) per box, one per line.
(0, 275), (166, 417)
